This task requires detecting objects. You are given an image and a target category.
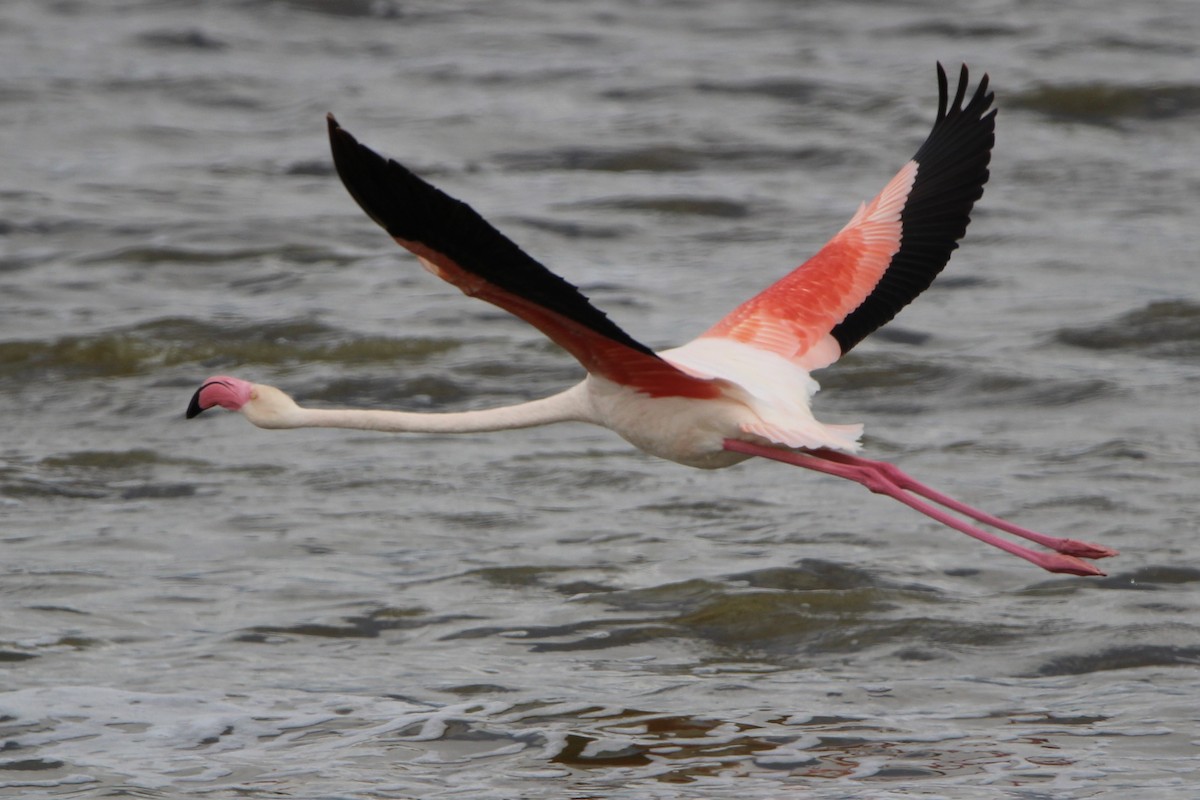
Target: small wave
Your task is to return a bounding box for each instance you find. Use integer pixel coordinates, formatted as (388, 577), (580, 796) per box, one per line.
(562, 195), (753, 219)
(1037, 644), (1200, 676)
(1011, 83), (1200, 123)
(497, 143), (837, 173)
(0, 318), (460, 382)
(435, 560), (1020, 665)
(0, 684), (1058, 794)
(1, 449), (206, 504)
(1054, 300), (1200, 359)
(133, 28), (228, 51)
(826, 352), (1116, 411)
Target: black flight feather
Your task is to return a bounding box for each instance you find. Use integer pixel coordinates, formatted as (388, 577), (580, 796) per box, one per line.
(326, 115), (658, 358)
(829, 63), (996, 354)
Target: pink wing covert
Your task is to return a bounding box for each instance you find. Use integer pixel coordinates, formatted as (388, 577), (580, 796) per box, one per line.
(701, 161), (917, 371)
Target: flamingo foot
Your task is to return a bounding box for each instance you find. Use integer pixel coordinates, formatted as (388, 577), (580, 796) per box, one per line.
(1029, 552), (1107, 577)
(1054, 539), (1119, 560)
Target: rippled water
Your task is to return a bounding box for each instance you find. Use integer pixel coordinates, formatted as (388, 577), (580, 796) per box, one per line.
(3, 1), (1199, 797)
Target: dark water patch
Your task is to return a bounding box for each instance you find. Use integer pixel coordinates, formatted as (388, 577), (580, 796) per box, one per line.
(435, 510), (527, 533)
(0, 651), (38, 663)
(81, 242), (354, 268)
(1041, 439), (1149, 464)
(820, 354), (950, 394)
(1023, 492), (1126, 516)
(439, 683), (516, 696)
(552, 733), (651, 767)
(729, 561), (936, 597)
(691, 225), (781, 244)
(1, 330), (158, 380)
(40, 449), (202, 471)
(693, 77), (821, 103)
(498, 145), (702, 173)
(870, 326), (931, 347)
(1018, 711), (1110, 726)
(529, 624), (680, 653)
(1091, 565), (1200, 590)
(1036, 644), (1200, 676)
(304, 374), (468, 407)
(543, 711), (784, 779)
(508, 464), (644, 493)
(0, 318), (459, 382)
(599, 83), (686, 102)
(498, 143), (837, 173)
(520, 706), (1016, 785)
(563, 195), (752, 219)
(727, 560), (892, 593)
(639, 497), (750, 520)
(25, 605), (89, 615)
(929, 274), (990, 291)
(868, 765), (941, 779)
(1054, 300), (1200, 359)
(4, 448), (227, 503)
(224, 512), (291, 533)
(672, 588), (888, 647)
(1011, 83), (1200, 123)
(426, 65), (595, 87)
(0, 85), (40, 106)
(246, 0), (405, 19)
(1021, 377), (1114, 406)
(471, 346), (586, 380)
(1091, 34), (1197, 56)
(2, 450), (201, 501)
(0, 758), (64, 771)
(825, 353), (1115, 409)
(133, 28), (228, 51)
(674, 595), (1016, 657)
(443, 617), (674, 651)
(467, 565), (575, 589)
(283, 159), (336, 177)
(486, 563), (1001, 660)
(100, 75), (268, 111)
(510, 216), (631, 240)
(961, 370), (1112, 408)
(2, 457), (110, 500)
(0, 475), (107, 500)
(56, 635), (100, 650)
(583, 578), (726, 614)
(118, 483), (196, 500)
(889, 19), (1028, 38)
(553, 579), (617, 596)
(236, 605), (431, 642)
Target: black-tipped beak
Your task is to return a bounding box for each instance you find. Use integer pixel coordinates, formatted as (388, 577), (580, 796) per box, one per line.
(186, 380), (226, 419)
(185, 387), (207, 419)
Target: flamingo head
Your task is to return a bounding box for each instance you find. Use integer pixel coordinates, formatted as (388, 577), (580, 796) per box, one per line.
(186, 376), (302, 428)
(186, 376), (255, 419)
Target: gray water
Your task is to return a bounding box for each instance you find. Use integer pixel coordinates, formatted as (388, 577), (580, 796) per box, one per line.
(3, 0), (1200, 797)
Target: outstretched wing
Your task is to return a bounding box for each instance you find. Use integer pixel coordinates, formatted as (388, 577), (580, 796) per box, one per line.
(700, 63), (996, 370)
(327, 115), (720, 399)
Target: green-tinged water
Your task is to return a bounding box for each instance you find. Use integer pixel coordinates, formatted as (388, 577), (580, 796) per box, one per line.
(2, 1), (1199, 797)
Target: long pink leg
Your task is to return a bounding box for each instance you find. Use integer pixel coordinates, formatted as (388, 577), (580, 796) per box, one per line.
(722, 439), (1114, 577)
(813, 450), (1117, 560)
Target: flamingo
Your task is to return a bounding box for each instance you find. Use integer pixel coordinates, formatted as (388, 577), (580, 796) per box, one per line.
(187, 64), (1117, 576)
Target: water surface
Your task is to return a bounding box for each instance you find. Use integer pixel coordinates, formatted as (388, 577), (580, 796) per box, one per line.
(2, 0), (1199, 797)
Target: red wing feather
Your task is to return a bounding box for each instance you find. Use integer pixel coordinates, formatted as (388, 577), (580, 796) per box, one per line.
(328, 115), (720, 399)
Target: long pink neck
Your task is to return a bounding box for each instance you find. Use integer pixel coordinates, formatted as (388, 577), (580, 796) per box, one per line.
(279, 383), (595, 434)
